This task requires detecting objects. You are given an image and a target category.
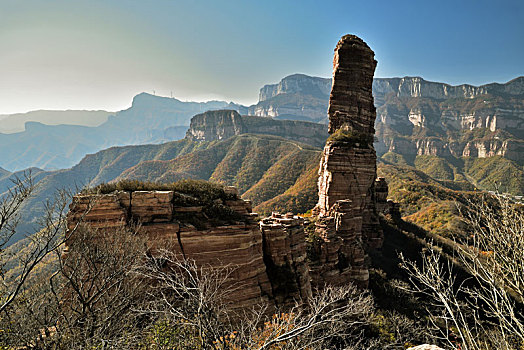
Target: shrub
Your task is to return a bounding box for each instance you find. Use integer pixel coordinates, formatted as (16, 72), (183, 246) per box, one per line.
(85, 179), (238, 202)
(327, 128), (374, 147)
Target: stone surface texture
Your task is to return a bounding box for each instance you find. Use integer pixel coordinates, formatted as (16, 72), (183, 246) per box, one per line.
(260, 212), (312, 307)
(312, 34), (383, 288)
(186, 109), (328, 147)
(328, 35), (377, 135)
(67, 191), (275, 311)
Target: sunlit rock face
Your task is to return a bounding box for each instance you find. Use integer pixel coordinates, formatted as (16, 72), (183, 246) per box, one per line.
(311, 34), (383, 289)
(328, 35), (377, 135)
(185, 109), (328, 147)
(67, 190), (275, 311)
(67, 189), (314, 311)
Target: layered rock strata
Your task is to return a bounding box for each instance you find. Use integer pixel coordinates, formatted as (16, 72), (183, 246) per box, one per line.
(375, 178), (389, 214)
(328, 35), (377, 135)
(67, 190), (274, 311)
(185, 110), (328, 147)
(67, 189), (318, 311)
(312, 34), (383, 288)
(260, 212), (312, 307)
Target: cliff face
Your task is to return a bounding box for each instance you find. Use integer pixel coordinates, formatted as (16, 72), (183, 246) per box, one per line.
(311, 35), (383, 288)
(260, 213), (312, 307)
(248, 74), (332, 123)
(185, 110), (246, 141)
(258, 74), (332, 102)
(186, 110), (328, 148)
(248, 73), (524, 164)
(67, 188), (311, 310)
(373, 76), (524, 102)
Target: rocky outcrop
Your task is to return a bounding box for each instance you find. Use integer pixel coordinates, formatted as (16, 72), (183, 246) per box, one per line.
(260, 212), (312, 307)
(373, 76), (524, 101)
(67, 188), (318, 311)
(373, 77), (524, 162)
(375, 178), (389, 213)
(186, 110), (328, 147)
(327, 36), (377, 135)
(248, 102), (329, 124)
(248, 74), (331, 123)
(185, 110), (246, 141)
(460, 139), (524, 162)
(247, 72), (523, 165)
(67, 189), (274, 311)
(311, 34), (383, 288)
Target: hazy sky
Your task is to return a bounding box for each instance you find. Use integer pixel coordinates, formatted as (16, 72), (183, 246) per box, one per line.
(0, 0), (522, 114)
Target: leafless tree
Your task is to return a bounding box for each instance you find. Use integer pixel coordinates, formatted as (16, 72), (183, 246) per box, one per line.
(133, 249), (238, 349)
(136, 248), (376, 350)
(1, 222), (149, 349)
(245, 284), (374, 350)
(400, 194), (524, 350)
(52, 223), (148, 349)
(0, 172), (79, 314)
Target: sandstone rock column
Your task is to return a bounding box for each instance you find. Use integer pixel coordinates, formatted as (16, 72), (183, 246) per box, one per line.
(311, 34), (383, 288)
(328, 35), (377, 135)
(318, 34), (378, 215)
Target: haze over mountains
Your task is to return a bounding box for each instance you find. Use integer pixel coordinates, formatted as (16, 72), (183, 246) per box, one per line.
(0, 95), (245, 170)
(0, 110), (112, 133)
(2, 74), (522, 172)
(2, 115), (325, 243)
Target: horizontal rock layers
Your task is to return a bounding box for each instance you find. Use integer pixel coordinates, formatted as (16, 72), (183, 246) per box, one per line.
(328, 35), (377, 135)
(67, 190), (274, 311)
(185, 110), (328, 148)
(312, 34), (383, 288)
(67, 189), (317, 311)
(260, 212), (312, 307)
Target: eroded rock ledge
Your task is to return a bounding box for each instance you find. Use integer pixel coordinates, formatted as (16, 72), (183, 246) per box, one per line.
(67, 189), (314, 310)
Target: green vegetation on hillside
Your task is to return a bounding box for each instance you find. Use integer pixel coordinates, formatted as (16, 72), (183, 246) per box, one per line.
(118, 134), (323, 214)
(380, 151), (410, 166)
(414, 155), (456, 181)
(464, 156), (524, 194)
(252, 155), (320, 216)
(377, 161), (483, 238)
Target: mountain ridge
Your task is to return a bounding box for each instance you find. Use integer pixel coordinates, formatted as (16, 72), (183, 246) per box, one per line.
(2, 74), (521, 171)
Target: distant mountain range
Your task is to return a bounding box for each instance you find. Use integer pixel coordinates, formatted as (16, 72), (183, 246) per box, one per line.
(0, 95), (245, 170)
(8, 105), (520, 246)
(1, 73), (522, 245)
(251, 74), (524, 194)
(0, 110), (112, 133)
(2, 74), (522, 173)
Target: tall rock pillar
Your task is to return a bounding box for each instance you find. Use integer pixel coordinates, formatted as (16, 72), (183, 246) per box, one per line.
(311, 35), (383, 288)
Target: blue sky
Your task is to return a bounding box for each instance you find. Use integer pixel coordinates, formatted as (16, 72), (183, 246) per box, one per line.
(0, 0), (522, 113)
